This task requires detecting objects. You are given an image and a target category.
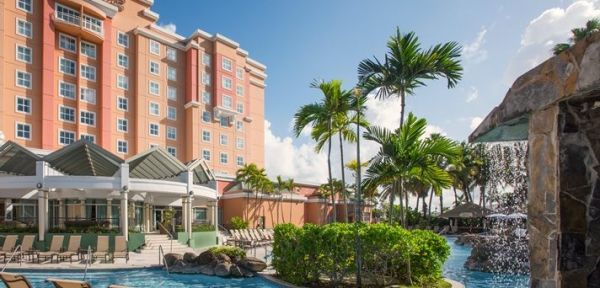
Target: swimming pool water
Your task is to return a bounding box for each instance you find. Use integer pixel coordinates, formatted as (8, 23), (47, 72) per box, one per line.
(6, 268), (282, 287)
(443, 236), (529, 288)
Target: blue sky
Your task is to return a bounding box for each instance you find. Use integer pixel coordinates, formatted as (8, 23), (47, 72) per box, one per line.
(152, 0), (599, 184)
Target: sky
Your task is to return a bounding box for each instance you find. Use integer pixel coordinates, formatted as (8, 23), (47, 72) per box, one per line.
(151, 0), (600, 190)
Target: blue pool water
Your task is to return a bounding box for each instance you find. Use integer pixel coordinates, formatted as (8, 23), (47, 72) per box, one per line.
(5, 268), (282, 287)
(443, 236), (529, 288)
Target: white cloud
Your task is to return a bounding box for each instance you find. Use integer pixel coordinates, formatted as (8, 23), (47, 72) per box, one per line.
(158, 23), (177, 34)
(505, 1), (600, 84)
(466, 86), (479, 103)
(462, 27), (488, 63)
(470, 117), (483, 130)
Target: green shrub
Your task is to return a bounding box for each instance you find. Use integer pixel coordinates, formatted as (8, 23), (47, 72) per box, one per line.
(208, 246), (246, 260)
(230, 216), (249, 229)
(272, 223), (450, 287)
(192, 224), (215, 232)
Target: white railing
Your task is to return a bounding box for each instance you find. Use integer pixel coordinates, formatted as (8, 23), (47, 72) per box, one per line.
(55, 8), (103, 36)
(158, 245), (169, 275)
(56, 9), (81, 26)
(83, 15), (103, 34)
(156, 221), (173, 253)
(1, 245), (22, 272)
(83, 245), (92, 281)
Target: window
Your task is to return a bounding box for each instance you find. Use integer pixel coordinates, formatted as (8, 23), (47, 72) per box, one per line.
(15, 96), (31, 114)
(222, 77), (232, 90)
(56, 4), (79, 25)
(59, 81), (76, 99)
(202, 130), (211, 142)
(17, 0), (32, 13)
(80, 134), (95, 143)
(222, 95), (232, 109)
(167, 86), (177, 100)
(167, 147), (176, 157)
(202, 111), (211, 123)
(59, 105), (75, 122)
(236, 138), (245, 149)
(222, 57), (232, 71)
(117, 97), (128, 111)
(16, 71), (31, 89)
(166, 47), (177, 61)
(15, 123), (31, 140)
(80, 110), (96, 126)
(167, 66), (176, 80)
(59, 130), (75, 145)
(149, 102), (160, 116)
(59, 34), (76, 52)
(202, 73), (211, 86)
(236, 67), (244, 80)
(167, 126), (176, 140)
(193, 207), (207, 222)
(149, 81), (160, 95)
(16, 45), (32, 63)
(80, 41), (96, 59)
(236, 156), (244, 166)
(117, 53), (128, 68)
(149, 40), (160, 55)
(202, 150), (211, 161)
(236, 121), (244, 131)
(80, 64), (96, 81)
(167, 106), (176, 120)
(80, 87), (96, 104)
(149, 123), (159, 136)
(149, 61), (160, 75)
(117, 140), (128, 154)
(59, 57), (76, 75)
(220, 116), (230, 127)
(236, 86), (244, 97)
(202, 53), (211, 66)
(117, 118), (128, 132)
(117, 31), (129, 48)
(236, 103), (244, 114)
(117, 75), (128, 90)
(220, 153), (228, 164)
(202, 91), (211, 104)
(16, 19), (32, 38)
(220, 133), (228, 145)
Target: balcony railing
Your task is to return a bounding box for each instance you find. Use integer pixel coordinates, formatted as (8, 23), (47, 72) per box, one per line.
(55, 5), (103, 37)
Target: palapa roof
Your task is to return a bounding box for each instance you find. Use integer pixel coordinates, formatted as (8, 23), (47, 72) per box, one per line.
(439, 202), (492, 219)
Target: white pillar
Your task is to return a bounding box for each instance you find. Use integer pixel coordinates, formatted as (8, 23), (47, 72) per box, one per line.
(187, 196), (193, 241)
(79, 199), (85, 219)
(37, 190), (48, 241)
(58, 199), (65, 228)
(214, 200), (219, 245)
(4, 199), (12, 221)
(106, 199), (112, 229)
(145, 203), (150, 233)
(121, 191), (128, 240)
(182, 197), (188, 235)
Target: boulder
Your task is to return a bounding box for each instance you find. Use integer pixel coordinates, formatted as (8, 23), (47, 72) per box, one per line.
(183, 252), (197, 264)
(239, 266), (255, 277)
(181, 265), (201, 274)
(237, 257), (267, 272)
(164, 253), (183, 267)
(230, 264), (243, 277)
(196, 250), (217, 265)
(214, 262), (232, 277)
(199, 264), (215, 276)
(216, 253), (231, 263)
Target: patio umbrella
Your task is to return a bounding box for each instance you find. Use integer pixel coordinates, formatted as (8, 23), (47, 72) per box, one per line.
(486, 213), (508, 219)
(506, 212), (527, 219)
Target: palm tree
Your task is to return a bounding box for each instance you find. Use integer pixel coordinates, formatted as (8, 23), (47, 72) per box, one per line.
(236, 163), (262, 221)
(275, 175), (285, 224)
(284, 178), (295, 223)
(553, 18), (600, 55)
(358, 28), (463, 128)
(363, 113), (460, 227)
(293, 79), (350, 222)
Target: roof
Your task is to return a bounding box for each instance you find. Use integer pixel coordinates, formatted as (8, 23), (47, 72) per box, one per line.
(126, 147), (187, 180)
(439, 203), (492, 219)
(0, 141), (42, 176)
(186, 158), (215, 185)
(44, 140), (124, 176)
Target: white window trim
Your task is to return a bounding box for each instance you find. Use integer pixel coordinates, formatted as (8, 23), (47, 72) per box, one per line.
(202, 130), (211, 143)
(80, 40), (97, 59)
(149, 81), (160, 96)
(58, 33), (77, 53)
(167, 106), (177, 120)
(16, 0), (33, 14)
(237, 85), (244, 97)
(236, 67), (244, 80)
(149, 39), (160, 55)
(202, 149), (211, 161)
(80, 87), (96, 104)
(14, 122), (31, 140)
(117, 31), (129, 48)
(15, 96), (31, 115)
(166, 126), (177, 140)
(80, 64), (96, 82)
(117, 74), (128, 90)
(222, 57), (232, 71)
(58, 105), (76, 123)
(58, 129), (76, 146)
(15, 44), (32, 64)
(167, 146), (177, 157)
(59, 57), (76, 76)
(149, 123), (160, 137)
(220, 152), (228, 164)
(15, 18), (32, 38)
(236, 156), (245, 166)
(15, 70), (32, 89)
(202, 111), (211, 123)
(117, 96), (128, 111)
(149, 101), (160, 116)
(80, 133), (95, 143)
(203, 53), (211, 66)
(79, 110), (96, 127)
(149, 60), (160, 76)
(167, 86), (177, 100)
(167, 66), (176, 80)
(220, 133), (228, 146)
(117, 53), (128, 69)
(58, 80), (76, 99)
(237, 103), (244, 114)
(117, 118), (128, 133)
(117, 139), (128, 154)
(222, 95), (232, 109)
(236, 138), (245, 150)
(222, 76), (232, 90)
(166, 47), (177, 61)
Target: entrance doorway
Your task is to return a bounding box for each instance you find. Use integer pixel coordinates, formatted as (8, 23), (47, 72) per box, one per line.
(154, 208), (165, 231)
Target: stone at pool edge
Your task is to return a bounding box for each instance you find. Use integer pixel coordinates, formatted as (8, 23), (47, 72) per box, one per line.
(196, 250), (217, 266)
(238, 256), (268, 272)
(164, 253), (183, 267)
(183, 252), (197, 263)
(214, 262), (233, 277)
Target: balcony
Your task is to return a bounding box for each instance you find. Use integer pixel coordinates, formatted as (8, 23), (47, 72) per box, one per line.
(54, 4), (103, 39)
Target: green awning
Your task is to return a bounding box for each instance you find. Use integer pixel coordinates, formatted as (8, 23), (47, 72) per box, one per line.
(186, 158), (215, 185)
(470, 115), (529, 143)
(0, 141), (42, 176)
(127, 147), (187, 180)
(44, 140), (124, 176)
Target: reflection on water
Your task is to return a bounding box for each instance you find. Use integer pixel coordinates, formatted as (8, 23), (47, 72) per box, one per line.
(443, 236), (529, 288)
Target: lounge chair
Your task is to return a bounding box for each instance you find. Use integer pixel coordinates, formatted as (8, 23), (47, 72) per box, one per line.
(59, 235), (81, 263)
(111, 236), (128, 263)
(92, 236), (109, 263)
(46, 278), (91, 288)
(38, 235), (64, 263)
(0, 235), (18, 263)
(18, 235), (37, 262)
(0, 272), (33, 288)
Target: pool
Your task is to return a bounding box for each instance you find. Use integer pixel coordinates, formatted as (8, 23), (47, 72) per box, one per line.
(443, 236), (529, 288)
(5, 268), (282, 287)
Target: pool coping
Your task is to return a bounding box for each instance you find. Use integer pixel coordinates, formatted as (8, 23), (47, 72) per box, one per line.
(1, 264), (163, 271)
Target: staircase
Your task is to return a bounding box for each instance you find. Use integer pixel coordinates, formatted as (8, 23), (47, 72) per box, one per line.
(129, 234), (197, 265)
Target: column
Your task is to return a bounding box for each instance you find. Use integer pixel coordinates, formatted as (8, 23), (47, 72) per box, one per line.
(100, 18), (113, 148)
(41, 0), (56, 149)
(121, 191), (128, 240)
(79, 199), (86, 218)
(58, 199), (65, 228)
(214, 201), (219, 245)
(182, 197), (188, 235)
(37, 190), (48, 241)
(187, 196), (193, 241)
(4, 199), (12, 221)
(184, 47), (199, 161)
(106, 199), (112, 229)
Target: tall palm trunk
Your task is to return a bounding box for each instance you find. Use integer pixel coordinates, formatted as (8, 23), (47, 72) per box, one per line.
(428, 188), (434, 221)
(422, 194), (427, 218)
(389, 183), (395, 224)
(453, 187), (458, 205)
(404, 186), (409, 226)
(396, 91), (406, 227)
(415, 196), (420, 217)
(327, 119), (337, 223)
(439, 193), (444, 214)
(480, 186), (486, 209)
(338, 132), (349, 223)
(399, 181), (406, 227)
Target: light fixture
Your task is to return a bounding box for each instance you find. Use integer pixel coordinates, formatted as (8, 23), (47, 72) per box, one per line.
(36, 183), (42, 189)
(122, 185), (128, 191)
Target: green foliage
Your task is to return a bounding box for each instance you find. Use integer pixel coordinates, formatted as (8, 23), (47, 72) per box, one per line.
(192, 224), (215, 232)
(208, 246), (246, 260)
(272, 223), (450, 287)
(48, 220), (118, 233)
(0, 225), (37, 233)
(230, 216), (249, 229)
(553, 18), (600, 55)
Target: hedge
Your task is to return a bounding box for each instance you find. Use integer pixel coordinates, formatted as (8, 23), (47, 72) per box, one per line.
(272, 223), (450, 287)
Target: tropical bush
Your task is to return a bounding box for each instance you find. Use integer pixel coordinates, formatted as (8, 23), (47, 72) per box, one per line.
(208, 246), (246, 261)
(229, 216), (249, 229)
(192, 224), (215, 232)
(272, 223), (450, 287)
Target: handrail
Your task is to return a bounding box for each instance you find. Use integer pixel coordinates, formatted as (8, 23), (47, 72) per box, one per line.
(158, 245), (169, 275)
(1, 245), (22, 272)
(83, 245), (92, 281)
(156, 222), (173, 253)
